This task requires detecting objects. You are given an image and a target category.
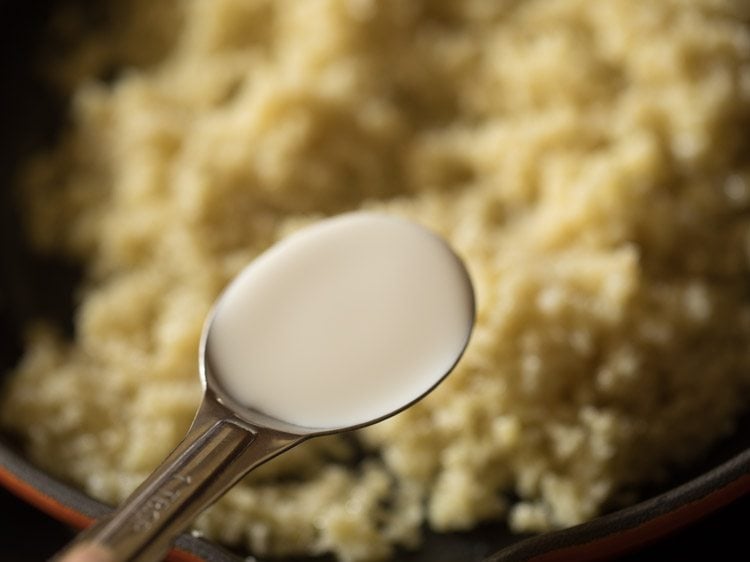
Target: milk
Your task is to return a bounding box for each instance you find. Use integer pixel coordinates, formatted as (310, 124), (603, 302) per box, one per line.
(205, 213), (474, 430)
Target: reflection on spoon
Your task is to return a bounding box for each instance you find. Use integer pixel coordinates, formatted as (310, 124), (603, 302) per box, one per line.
(55, 212), (475, 562)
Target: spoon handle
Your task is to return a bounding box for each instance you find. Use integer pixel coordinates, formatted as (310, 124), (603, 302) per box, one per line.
(54, 396), (302, 562)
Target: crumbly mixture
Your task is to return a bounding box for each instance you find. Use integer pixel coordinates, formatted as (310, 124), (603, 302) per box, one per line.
(3, 0), (750, 560)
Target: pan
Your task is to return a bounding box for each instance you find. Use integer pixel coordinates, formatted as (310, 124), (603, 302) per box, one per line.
(1, 1), (749, 560)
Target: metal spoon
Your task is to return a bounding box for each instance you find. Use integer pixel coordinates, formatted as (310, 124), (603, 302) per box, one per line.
(55, 212), (475, 562)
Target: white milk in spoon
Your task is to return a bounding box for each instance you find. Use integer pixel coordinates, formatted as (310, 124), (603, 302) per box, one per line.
(205, 213), (474, 430)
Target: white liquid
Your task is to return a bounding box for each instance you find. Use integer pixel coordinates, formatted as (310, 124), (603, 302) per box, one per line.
(205, 213), (474, 430)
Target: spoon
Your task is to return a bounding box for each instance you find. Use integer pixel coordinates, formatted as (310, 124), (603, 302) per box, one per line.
(55, 212), (475, 562)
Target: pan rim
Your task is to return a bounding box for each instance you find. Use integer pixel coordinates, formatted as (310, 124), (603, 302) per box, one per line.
(1, 433), (748, 562)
